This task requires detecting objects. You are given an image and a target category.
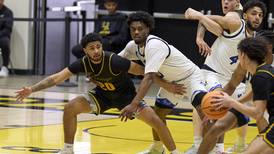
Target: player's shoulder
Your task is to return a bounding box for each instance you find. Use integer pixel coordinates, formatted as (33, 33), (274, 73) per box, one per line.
(125, 40), (137, 48)
(225, 11), (241, 19)
(255, 64), (274, 79)
(146, 35), (168, 47)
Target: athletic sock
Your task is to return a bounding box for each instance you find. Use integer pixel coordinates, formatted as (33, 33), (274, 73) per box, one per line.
(64, 143), (73, 150)
(170, 149), (180, 154)
(194, 136), (202, 147)
(215, 143), (224, 152)
(150, 140), (164, 152)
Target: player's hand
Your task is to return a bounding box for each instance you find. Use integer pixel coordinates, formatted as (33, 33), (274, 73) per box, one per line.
(119, 103), (138, 122)
(196, 38), (211, 57)
(211, 92), (234, 109)
(164, 82), (186, 95)
(185, 8), (203, 20)
(15, 87), (32, 102)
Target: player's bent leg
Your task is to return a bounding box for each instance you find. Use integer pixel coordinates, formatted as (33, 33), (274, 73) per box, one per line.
(185, 109), (203, 154)
(137, 105), (181, 154)
(58, 96), (92, 154)
(226, 109), (250, 153)
(153, 106), (173, 139)
(137, 99), (175, 154)
(244, 136), (274, 154)
(197, 111), (238, 154)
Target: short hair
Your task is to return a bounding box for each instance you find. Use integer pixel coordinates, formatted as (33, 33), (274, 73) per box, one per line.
(104, 0), (118, 3)
(237, 37), (267, 64)
(80, 33), (102, 48)
(256, 30), (274, 47)
(127, 11), (155, 32)
(243, 0), (267, 17)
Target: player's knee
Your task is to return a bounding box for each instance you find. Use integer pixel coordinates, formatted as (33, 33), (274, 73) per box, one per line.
(64, 103), (75, 115)
(154, 108), (170, 121)
(210, 122), (227, 136)
(64, 97), (87, 115)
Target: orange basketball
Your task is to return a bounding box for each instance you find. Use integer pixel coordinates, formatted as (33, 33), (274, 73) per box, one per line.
(201, 91), (229, 120)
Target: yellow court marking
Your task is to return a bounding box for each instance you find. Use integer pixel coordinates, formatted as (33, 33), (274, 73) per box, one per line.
(0, 95), (260, 154)
(0, 117), (259, 154)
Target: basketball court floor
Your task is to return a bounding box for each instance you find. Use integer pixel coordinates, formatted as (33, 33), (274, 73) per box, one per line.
(0, 75), (259, 154)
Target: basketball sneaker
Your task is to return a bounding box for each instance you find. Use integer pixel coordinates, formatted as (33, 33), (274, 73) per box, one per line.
(56, 148), (74, 154)
(0, 66), (8, 77)
(137, 148), (165, 154)
(184, 144), (198, 154)
(185, 144), (222, 154)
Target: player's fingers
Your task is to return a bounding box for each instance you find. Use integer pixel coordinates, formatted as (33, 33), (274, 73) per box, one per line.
(16, 96), (23, 102)
(124, 116), (128, 122)
(120, 115), (125, 121)
(215, 104), (224, 111)
(197, 44), (203, 54)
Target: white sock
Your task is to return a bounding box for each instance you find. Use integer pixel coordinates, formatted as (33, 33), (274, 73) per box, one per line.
(64, 143), (73, 149)
(194, 136), (202, 147)
(215, 143), (224, 152)
(170, 149), (180, 154)
(151, 141), (164, 152)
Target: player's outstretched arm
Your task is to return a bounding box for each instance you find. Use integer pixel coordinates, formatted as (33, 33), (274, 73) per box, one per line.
(15, 68), (73, 102)
(120, 72), (155, 122)
(153, 75), (186, 95)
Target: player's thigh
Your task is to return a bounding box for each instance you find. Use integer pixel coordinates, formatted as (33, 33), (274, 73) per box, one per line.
(201, 69), (222, 91)
(244, 136), (273, 154)
(214, 111), (238, 132)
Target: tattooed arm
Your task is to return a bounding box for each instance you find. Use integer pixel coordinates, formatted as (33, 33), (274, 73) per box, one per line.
(15, 68), (73, 101)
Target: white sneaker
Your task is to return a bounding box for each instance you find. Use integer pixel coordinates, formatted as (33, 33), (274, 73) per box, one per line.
(184, 144), (198, 154)
(56, 148), (74, 154)
(0, 66), (9, 77)
(137, 148), (165, 154)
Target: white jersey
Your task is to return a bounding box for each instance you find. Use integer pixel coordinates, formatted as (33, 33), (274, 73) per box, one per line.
(204, 19), (247, 81)
(119, 35), (207, 103)
(119, 35), (198, 82)
(272, 54), (274, 67)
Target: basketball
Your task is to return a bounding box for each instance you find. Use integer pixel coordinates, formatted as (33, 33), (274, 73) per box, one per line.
(201, 91), (229, 120)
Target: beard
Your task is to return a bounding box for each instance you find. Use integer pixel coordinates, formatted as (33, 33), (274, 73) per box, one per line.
(246, 20), (260, 31)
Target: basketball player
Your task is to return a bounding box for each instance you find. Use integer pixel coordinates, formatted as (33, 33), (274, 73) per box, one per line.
(214, 37), (274, 154)
(118, 11), (209, 154)
(185, 0), (243, 153)
(224, 30), (274, 103)
(15, 33), (183, 154)
(185, 0), (266, 153)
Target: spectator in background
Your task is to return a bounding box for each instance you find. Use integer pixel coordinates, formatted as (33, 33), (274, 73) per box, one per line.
(0, 0), (13, 77)
(72, 0), (129, 59)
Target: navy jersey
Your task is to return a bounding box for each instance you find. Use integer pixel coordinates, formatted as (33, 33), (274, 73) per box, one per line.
(68, 52), (136, 99)
(251, 64), (274, 124)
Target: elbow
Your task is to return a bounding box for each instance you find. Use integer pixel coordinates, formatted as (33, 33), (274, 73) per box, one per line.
(144, 72), (157, 83)
(215, 29), (223, 37)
